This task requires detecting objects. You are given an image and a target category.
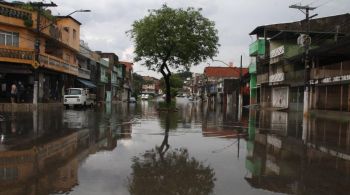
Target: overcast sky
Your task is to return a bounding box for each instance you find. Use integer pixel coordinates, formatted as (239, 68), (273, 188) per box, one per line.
(21, 0), (350, 78)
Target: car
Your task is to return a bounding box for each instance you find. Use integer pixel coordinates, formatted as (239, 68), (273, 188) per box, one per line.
(129, 97), (137, 103)
(64, 88), (96, 109)
(141, 94), (149, 100)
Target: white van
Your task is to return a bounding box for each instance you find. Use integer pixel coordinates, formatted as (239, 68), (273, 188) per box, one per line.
(64, 88), (96, 108)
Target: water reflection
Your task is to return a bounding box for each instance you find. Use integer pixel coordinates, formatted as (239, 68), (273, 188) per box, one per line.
(0, 100), (349, 194)
(246, 110), (350, 195)
(0, 106), (128, 195)
(128, 112), (216, 195)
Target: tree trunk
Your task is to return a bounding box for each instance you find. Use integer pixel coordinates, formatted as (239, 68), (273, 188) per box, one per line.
(160, 62), (172, 106)
(165, 75), (171, 105)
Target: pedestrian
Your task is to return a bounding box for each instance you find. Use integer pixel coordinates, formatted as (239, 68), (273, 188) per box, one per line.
(10, 83), (17, 103)
(18, 81), (25, 103)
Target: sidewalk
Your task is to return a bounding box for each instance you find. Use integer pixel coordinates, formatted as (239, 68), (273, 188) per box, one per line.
(0, 103), (63, 112)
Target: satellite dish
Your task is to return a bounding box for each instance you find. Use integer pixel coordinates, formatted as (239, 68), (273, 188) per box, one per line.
(297, 34), (311, 47)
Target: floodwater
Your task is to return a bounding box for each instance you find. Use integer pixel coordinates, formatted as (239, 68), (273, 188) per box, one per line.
(0, 99), (350, 195)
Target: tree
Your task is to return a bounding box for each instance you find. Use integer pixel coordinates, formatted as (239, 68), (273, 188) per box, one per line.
(129, 5), (219, 105)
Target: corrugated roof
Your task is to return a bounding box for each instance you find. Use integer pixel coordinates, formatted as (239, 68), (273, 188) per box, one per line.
(250, 13), (350, 37)
(204, 66), (248, 78)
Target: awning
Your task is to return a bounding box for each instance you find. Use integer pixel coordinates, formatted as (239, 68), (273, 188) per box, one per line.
(77, 78), (96, 88)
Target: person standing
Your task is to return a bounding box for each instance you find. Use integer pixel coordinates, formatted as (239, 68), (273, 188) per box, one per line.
(18, 81), (25, 103)
(10, 83), (17, 103)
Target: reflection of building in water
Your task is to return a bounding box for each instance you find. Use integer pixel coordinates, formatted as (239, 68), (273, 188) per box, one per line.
(201, 103), (248, 139)
(0, 132), (78, 195)
(0, 119), (119, 195)
(245, 111), (350, 194)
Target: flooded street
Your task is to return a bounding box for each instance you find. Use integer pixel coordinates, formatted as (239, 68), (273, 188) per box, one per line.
(1, 99), (350, 195)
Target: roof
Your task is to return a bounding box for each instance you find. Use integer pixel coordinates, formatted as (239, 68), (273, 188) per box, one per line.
(56, 16), (82, 25)
(204, 66), (248, 78)
(250, 13), (350, 37)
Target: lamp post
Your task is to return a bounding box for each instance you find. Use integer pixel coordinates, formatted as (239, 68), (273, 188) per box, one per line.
(33, 9), (91, 105)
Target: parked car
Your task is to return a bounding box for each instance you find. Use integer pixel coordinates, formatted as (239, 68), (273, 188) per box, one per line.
(129, 97), (137, 103)
(64, 88), (96, 109)
(141, 94), (149, 100)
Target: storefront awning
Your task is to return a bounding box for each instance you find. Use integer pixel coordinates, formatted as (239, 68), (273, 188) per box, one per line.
(77, 79), (96, 88)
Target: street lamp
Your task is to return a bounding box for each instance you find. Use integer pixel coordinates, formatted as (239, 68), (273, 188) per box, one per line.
(66, 9), (91, 16)
(40, 9), (91, 31)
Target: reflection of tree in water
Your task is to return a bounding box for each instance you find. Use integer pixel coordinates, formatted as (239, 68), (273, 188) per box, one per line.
(128, 148), (216, 195)
(128, 112), (216, 195)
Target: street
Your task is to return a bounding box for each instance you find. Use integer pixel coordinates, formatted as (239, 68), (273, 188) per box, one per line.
(0, 99), (349, 195)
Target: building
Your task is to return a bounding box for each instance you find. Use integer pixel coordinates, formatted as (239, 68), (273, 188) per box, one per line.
(0, 2), (84, 103)
(100, 52), (119, 101)
(203, 66), (248, 104)
(141, 76), (160, 95)
(120, 61), (133, 101)
(249, 13), (350, 112)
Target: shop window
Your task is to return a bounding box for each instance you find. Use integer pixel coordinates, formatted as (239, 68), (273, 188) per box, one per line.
(0, 30), (19, 47)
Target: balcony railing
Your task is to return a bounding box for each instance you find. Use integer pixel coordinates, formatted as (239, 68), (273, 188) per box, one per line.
(78, 67), (91, 79)
(257, 73), (269, 84)
(39, 54), (78, 75)
(249, 58), (256, 74)
(311, 61), (350, 80)
(0, 45), (34, 65)
(249, 39), (266, 56)
(0, 4), (32, 27)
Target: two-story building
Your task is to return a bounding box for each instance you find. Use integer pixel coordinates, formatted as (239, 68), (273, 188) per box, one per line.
(0, 2), (82, 102)
(203, 66), (248, 104)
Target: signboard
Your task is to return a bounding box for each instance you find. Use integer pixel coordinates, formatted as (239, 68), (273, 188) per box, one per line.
(269, 72), (285, 83)
(310, 74), (350, 85)
(270, 45), (285, 58)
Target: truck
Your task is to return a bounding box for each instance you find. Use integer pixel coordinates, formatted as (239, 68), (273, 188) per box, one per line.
(64, 88), (96, 109)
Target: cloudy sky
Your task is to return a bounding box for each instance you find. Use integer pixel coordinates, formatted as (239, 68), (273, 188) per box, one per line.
(21, 0), (350, 78)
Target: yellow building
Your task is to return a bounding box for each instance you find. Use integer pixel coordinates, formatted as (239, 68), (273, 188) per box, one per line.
(0, 2), (82, 102)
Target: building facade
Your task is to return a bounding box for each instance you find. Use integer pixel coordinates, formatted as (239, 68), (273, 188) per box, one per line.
(249, 13), (350, 112)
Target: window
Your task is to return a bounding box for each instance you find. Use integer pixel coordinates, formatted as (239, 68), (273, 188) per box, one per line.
(73, 29), (77, 40)
(0, 30), (19, 47)
(64, 54), (71, 63)
(67, 89), (82, 95)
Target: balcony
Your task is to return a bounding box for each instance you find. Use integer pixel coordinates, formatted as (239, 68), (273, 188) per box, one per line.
(0, 4), (33, 28)
(249, 39), (266, 56)
(249, 58), (256, 74)
(257, 73), (268, 85)
(39, 54), (78, 75)
(78, 67), (91, 80)
(311, 61), (350, 81)
(0, 45), (34, 65)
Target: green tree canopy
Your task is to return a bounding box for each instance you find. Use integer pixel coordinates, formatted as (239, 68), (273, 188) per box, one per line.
(129, 4), (219, 104)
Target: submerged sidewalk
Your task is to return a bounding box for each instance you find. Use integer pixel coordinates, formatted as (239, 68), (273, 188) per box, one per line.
(0, 103), (63, 112)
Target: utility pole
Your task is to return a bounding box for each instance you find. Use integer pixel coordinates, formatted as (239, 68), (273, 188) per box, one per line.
(237, 55), (243, 121)
(30, 2), (57, 105)
(289, 4), (317, 116)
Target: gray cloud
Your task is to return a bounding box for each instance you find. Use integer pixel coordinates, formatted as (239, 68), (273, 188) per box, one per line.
(23, 0), (350, 78)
